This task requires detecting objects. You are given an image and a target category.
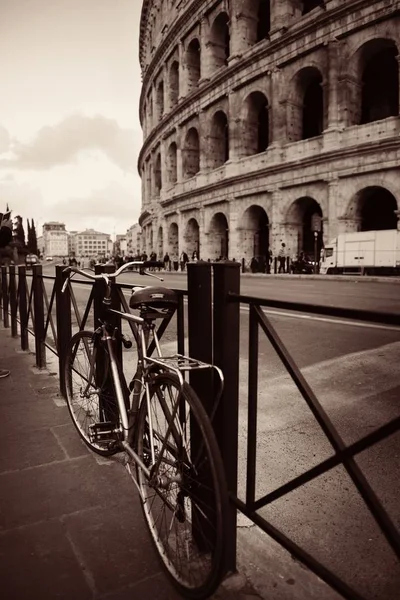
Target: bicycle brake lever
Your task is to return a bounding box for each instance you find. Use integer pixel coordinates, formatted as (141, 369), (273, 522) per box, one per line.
(144, 271), (164, 282)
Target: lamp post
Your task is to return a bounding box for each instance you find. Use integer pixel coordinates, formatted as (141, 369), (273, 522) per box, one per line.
(311, 214), (322, 274)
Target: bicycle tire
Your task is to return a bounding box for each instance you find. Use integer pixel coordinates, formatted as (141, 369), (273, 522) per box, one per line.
(64, 330), (121, 456)
(135, 372), (228, 599)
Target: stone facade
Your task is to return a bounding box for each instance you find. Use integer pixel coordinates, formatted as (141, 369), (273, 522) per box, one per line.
(138, 0), (400, 264)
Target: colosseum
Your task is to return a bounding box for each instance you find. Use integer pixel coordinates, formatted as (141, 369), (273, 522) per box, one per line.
(137, 0), (400, 266)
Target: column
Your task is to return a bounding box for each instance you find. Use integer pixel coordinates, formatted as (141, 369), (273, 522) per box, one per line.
(200, 17), (211, 82)
(270, 68), (286, 145)
(178, 40), (187, 99)
(326, 40), (340, 130)
(327, 177), (339, 242)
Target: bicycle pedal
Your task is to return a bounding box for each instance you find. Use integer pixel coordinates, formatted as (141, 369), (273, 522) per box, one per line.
(89, 422), (121, 444)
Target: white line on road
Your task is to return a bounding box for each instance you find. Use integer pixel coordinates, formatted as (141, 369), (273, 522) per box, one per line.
(240, 305), (400, 332)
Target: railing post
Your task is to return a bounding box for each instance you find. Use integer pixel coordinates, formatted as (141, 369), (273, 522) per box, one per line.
(93, 264), (121, 420)
(187, 262), (213, 410)
(32, 265), (46, 369)
(1, 266), (9, 327)
(18, 266), (29, 350)
(212, 261), (241, 573)
(55, 265), (72, 397)
(9, 266), (18, 337)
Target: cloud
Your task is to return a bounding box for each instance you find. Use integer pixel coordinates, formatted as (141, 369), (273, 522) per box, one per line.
(47, 181), (141, 233)
(0, 114), (139, 172)
(0, 126), (11, 153)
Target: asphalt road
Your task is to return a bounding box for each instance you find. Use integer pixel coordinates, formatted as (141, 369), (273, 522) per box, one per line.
(39, 264), (400, 599)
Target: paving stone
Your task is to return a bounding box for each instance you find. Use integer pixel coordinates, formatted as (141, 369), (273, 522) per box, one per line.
(0, 519), (92, 600)
(0, 428), (66, 472)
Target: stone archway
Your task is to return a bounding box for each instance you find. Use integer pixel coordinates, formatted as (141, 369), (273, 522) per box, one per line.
(208, 212), (229, 259)
(346, 187), (398, 231)
(239, 206), (269, 266)
(288, 67), (324, 142)
(209, 110), (229, 168)
(168, 222), (179, 261)
(286, 197), (324, 257)
(210, 12), (230, 71)
(184, 218), (200, 259)
(242, 91), (269, 156)
(157, 226), (163, 259)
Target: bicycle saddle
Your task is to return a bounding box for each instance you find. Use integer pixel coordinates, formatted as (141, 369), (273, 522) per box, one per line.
(129, 286), (178, 310)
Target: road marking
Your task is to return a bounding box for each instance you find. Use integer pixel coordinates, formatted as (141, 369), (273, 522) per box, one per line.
(240, 305), (400, 332)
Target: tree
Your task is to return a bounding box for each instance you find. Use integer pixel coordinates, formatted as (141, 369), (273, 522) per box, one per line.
(14, 216), (26, 248)
(27, 218), (38, 255)
(31, 219), (38, 255)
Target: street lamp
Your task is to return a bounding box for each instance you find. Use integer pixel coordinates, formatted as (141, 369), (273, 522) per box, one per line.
(311, 213), (322, 274)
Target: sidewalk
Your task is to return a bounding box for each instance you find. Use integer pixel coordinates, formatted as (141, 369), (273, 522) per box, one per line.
(0, 328), (262, 600)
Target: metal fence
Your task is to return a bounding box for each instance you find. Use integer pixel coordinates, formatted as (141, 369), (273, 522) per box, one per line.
(1, 262), (399, 600)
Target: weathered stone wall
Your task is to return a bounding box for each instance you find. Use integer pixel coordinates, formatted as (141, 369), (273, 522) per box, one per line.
(138, 0), (400, 264)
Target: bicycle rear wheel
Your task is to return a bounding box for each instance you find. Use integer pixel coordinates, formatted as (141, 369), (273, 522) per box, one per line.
(135, 372), (228, 599)
(64, 330), (120, 456)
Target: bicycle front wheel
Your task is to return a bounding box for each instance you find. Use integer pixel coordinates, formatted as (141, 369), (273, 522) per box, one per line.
(64, 330), (120, 456)
(135, 372), (228, 599)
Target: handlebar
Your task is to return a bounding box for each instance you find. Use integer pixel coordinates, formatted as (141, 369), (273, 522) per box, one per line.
(61, 260), (165, 293)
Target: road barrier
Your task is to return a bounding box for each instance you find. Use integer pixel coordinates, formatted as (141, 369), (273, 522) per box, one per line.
(1, 262), (399, 600)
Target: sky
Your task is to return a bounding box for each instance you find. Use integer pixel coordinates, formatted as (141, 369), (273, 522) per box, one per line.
(0, 0), (143, 238)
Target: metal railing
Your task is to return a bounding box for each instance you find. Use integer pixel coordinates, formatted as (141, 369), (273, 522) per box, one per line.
(1, 261), (399, 599)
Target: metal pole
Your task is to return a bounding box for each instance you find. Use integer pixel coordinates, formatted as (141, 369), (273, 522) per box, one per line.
(32, 265), (46, 368)
(9, 266), (18, 337)
(1, 266), (9, 327)
(212, 261), (241, 573)
(314, 231), (318, 274)
(19, 266), (29, 350)
(55, 265), (72, 397)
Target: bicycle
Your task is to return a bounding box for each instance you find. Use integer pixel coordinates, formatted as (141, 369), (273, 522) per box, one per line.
(61, 261), (228, 599)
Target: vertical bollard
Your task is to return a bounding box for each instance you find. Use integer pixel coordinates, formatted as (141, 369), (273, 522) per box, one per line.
(55, 266), (72, 397)
(32, 265), (46, 369)
(9, 266), (18, 337)
(19, 266), (29, 350)
(187, 261), (214, 554)
(93, 265), (122, 420)
(187, 262), (213, 408)
(212, 261), (240, 573)
(1, 266), (9, 327)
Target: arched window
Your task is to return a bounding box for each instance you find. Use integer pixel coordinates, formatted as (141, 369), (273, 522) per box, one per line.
(154, 153), (162, 195)
(302, 0), (324, 15)
(169, 61), (180, 106)
(186, 38), (201, 92)
(183, 128), (200, 178)
(242, 92), (269, 156)
(167, 142), (177, 184)
(209, 111), (229, 168)
(210, 12), (230, 71)
(156, 80), (164, 121)
(361, 45), (399, 124)
(257, 0), (271, 42)
(302, 72), (324, 139)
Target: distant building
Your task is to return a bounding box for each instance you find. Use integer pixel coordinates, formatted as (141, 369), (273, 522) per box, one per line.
(68, 231), (78, 256)
(114, 234), (127, 257)
(42, 222), (68, 257)
(36, 235), (45, 257)
(126, 223), (142, 256)
(72, 228), (111, 258)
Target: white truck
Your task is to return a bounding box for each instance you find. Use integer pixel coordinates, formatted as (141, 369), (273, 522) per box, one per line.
(320, 229), (400, 276)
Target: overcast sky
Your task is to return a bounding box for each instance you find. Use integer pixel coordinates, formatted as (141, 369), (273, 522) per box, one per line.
(0, 0), (143, 237)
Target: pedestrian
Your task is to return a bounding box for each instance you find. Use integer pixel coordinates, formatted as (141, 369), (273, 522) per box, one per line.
(278, 243), (286, 273)
(0, 212), (13, 379)
(268, 249), (273, 273)
(163, 252), (170, 271)
(192, 250), (198, 261)
(180, 250), (189, 271)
